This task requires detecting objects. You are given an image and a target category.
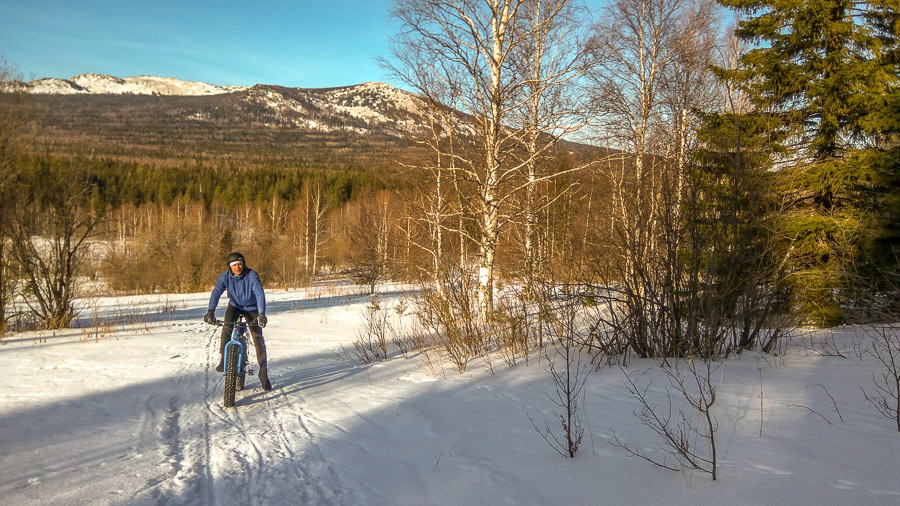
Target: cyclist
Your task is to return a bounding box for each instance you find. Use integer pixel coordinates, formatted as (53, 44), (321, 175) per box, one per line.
(204, 251), (272, 391)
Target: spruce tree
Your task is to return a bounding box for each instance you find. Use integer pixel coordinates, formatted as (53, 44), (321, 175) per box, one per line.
(717, 0), (892, 158)
(715, 0), (899, 324)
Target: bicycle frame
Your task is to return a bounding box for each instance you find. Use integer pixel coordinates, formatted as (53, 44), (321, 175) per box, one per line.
(222, 318), (247, 377)
(209, 314), (256, 406)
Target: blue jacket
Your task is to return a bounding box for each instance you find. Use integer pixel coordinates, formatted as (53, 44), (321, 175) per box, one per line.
(208, 267), (266, 314)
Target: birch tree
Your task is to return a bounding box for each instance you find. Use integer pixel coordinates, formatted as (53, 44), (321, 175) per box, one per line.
(306, 180), (331, 280)
(510, 0), (594, 294)
(348, 191), (396, 293)
(586, 0), (728, 357)
(588, 0), (720, 261)
(388, 0), (591, 314)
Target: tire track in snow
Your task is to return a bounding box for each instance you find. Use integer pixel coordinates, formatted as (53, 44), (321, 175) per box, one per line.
(204, 378), (343, 504)
(200, 327), (304, 505)
(206, 403), (259, 504)
(126, 325), (218, 505)
(147, 323), (346, 505)
(125, 397), (171, 504)
(201, 327), (263, 506)
(200, 328), (219, 505)
(257, 387), (345, 504)
(200, 324), (266, 505)
(149, 325), (223, 505)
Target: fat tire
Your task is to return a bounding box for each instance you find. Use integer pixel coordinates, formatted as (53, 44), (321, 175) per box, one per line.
(223, 342), (240, 408)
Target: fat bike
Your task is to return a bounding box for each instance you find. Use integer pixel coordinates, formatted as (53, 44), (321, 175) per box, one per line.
(210, 315), (255, 408)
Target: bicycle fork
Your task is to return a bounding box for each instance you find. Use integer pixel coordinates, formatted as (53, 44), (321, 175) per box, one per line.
(223, 338), (245, 375)
(223, 323), (254, 376)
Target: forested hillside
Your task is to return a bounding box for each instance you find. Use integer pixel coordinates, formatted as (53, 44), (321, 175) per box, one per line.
(18, 82), (426, 169)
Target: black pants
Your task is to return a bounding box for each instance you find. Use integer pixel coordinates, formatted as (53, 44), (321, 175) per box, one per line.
(219, 305), (268, 377)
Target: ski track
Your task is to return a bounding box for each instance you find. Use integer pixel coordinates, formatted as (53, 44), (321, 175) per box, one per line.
(263, 386), (345, 503)
(130, 323), (344, 505)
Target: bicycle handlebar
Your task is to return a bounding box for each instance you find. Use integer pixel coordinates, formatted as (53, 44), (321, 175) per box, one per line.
(206, 315), (261, 327)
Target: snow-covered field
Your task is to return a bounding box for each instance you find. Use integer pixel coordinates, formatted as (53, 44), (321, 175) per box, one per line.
(1, 282), (898, 505)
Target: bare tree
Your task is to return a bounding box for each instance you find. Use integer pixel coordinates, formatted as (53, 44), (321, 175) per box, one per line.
(306, 180), (331, 280)
(509, 0), (594, 295)
(348, 192), (396, 293)
(614, 357), (720, 480)
(529, 283), (590, 458)
(388, 0), (592, 316)
(396, 89), (470, 288)
(580, 0), (786, 360)
(713, 16), (751, 115)
(862, 324), (900, 432)
(585, 0), (704, 356)
(11, 165), (103, 329)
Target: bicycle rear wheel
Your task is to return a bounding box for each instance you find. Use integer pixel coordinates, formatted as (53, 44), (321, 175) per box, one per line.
(223, 342), (240, 408)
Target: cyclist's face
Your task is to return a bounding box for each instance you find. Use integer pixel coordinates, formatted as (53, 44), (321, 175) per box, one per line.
(230, 262), (244, 275)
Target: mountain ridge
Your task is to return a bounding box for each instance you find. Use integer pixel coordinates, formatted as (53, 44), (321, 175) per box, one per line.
(8, 73), (600, 171)
(8, 73), (435, 169)
(13, 73), (426, 134)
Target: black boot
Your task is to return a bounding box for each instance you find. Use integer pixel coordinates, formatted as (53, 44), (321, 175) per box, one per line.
(259, 367), (272, 391)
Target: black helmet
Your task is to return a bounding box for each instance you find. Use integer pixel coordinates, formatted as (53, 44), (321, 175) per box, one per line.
(227, 252), (245, 266)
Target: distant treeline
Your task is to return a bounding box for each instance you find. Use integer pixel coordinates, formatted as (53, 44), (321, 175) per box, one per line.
(14, 154), (384, 209)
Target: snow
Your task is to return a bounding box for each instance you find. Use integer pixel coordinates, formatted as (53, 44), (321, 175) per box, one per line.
(243, 82), (427, 135)
(21, 74), (246, 96)
(1, 282), (898, 505)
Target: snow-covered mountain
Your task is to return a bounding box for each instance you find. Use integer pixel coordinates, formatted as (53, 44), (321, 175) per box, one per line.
(12, 73), (592, 168)
(12, 73), (439, 167)
(236, 81), (428, 136)
(19, 73), (247, 96)
(16, 73), (429, 136)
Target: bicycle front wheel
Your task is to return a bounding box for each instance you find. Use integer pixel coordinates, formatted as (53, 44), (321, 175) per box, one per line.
(223, 342), (240, 408)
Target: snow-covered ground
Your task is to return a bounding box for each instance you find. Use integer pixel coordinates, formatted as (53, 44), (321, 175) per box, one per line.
(1, 282), (898, 505)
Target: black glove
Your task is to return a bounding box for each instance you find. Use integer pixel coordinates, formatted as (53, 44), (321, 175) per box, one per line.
(256, 314), (267, 328)
(204, 310), (216, 324)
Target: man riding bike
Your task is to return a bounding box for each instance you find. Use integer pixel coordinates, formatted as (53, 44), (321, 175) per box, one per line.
(204, 251), (272, 391)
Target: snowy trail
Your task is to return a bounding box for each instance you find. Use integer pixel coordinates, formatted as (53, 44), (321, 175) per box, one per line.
(0, 314), (351, 505)
(2, 288), (900, 505)
(123, 322), (346, 505)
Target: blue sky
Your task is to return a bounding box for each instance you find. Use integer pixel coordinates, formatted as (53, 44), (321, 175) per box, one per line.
(0, 0), (399, 88)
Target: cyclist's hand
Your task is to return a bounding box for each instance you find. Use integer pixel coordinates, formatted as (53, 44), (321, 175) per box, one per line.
(256, 314), (267, 328)
(204, 310), (216, 324)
